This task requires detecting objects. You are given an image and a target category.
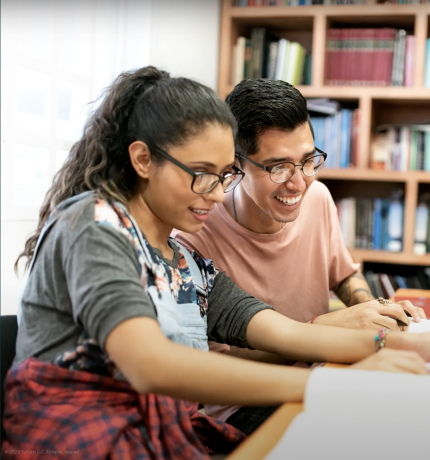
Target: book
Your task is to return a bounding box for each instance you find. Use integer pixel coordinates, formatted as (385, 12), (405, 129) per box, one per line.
(265, 368), (430, 460)
(404, 35), (415, 87)
(251, 28), (266, 78)
(232, 37), (246, 85)
(394, 288), (430, 318)
(414, 202), (429, 255)
(425, 38), (430, 88)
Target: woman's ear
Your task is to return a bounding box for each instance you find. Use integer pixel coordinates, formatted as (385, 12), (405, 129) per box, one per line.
(129, 141), (152, 179)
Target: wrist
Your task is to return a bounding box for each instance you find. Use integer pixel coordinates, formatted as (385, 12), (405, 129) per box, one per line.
(385, 330), (417, 352)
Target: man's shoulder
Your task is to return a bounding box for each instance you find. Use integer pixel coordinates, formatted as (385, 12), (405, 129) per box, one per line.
(308, 180), (332, 201)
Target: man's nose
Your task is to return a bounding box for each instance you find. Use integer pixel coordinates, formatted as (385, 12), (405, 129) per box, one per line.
(285, 166), (306, 189)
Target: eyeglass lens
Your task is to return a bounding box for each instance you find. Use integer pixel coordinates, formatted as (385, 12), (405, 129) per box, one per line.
(192, 171), (243, 194)
(270, 155), (325, 183)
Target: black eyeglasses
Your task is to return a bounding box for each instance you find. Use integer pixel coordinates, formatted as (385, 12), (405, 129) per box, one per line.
(235, 148), (327, 184)
(154, 147), (245, 194)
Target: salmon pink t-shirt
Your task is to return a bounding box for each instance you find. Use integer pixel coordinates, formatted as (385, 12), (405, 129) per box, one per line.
(175, 180), (359, 421)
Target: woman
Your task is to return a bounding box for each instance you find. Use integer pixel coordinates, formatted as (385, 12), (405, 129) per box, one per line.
(3, 66), (429, 459)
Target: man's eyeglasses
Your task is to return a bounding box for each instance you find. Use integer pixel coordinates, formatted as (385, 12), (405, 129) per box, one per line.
(154, 147), (245, 194)
(235, 148), (327, 184)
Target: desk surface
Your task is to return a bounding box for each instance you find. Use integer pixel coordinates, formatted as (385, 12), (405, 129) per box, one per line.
(227, 364), (346, 460)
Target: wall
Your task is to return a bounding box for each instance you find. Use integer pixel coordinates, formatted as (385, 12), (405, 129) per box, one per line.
(1, 0), (221, 315)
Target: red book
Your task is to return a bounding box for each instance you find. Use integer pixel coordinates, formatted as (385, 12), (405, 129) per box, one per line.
(343, 29), (354, 85)
(350, 109), (360, 167)
(354, 29), (366, 84)
(394, 289), (430, 319)
(362, 29), (375, 85)
(374, 28), (396, 86)
(326, 29), (342, 85)
(338, 29), (347, 85)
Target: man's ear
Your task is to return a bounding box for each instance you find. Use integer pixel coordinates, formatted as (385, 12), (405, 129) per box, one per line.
(129, 141), (152, 179)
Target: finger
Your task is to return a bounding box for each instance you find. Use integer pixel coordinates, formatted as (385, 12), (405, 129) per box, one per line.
(401, 301), (424, 322)
(376, 304), (410, 325)
(391, 354), (429, 375)
(372, 317), (400, 331)
(378, 349), (429, 375)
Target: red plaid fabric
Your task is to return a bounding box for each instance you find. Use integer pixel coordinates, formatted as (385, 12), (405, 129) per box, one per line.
(2, 358), (245, 460)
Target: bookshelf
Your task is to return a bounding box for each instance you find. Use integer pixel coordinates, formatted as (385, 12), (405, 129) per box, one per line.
(218, 0), (430, 268)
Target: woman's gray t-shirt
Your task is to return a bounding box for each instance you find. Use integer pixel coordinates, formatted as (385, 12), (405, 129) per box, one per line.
(14, 197), (274, 366)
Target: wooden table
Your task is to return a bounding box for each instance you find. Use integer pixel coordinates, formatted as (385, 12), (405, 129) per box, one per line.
(226, 364), (346, 460)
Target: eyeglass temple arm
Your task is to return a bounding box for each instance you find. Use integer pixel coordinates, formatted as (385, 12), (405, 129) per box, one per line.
(155, 147), (197, 176)
(235, 154), (269, 171)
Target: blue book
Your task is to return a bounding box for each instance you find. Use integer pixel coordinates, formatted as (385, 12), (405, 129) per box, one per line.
(339, 109), (352, 169)
(373, 199), (382, 250)
(380, 200), (390, 251)
(425, 38), (430, 88)
(394, 275), (408, 289)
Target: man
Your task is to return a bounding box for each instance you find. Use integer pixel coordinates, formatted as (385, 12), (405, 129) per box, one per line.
(175, 79), (426, 433)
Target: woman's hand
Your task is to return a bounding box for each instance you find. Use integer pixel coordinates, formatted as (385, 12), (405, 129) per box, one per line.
(350, 348), (429, 375)
(408, 331), (430, 362)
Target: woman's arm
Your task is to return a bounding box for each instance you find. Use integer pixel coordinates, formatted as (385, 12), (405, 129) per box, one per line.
(106, 316), (429, 407)
(245, 309), (430, 363)
(106, 317), (310, 405)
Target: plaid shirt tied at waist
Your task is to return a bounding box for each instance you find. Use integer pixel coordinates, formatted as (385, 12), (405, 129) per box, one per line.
(2, 358), (245, 460)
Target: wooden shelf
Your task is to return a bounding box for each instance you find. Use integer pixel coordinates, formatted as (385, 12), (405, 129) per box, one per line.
(221, 84), (430, 101)
(229, 5), (430, 19)
(219, 0), (430, 266)
(317, 169), (430, 183)
(348, 249), (430, 266)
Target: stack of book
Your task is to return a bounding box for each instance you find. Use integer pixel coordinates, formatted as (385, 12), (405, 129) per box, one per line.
(425, 38), (430, 88)
(232, 31), (311, 85)
(336, 195), (404, 252)
(364, 267), (430, 300)
(371, 124), (430, 172)
(309, 99), (359, 168)
(326, 29), (415, 86)
(414, 198), (430, 255)
(233, 0), (365, 5)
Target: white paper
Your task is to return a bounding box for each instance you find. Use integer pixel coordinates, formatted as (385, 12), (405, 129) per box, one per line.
(408, 319), (430, 333)
(265, 368), (430, 460)
(265, 413), (429, 460)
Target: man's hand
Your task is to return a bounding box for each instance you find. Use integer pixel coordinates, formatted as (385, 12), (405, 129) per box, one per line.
(350, 348), (429, 375)
(394, 300), (427, 323)
(313, 300), (410, 331)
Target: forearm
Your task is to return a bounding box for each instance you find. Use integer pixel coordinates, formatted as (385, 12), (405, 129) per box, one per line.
(219, 346), (298, 365)
(334, 271), (374, 307)
(107, 317), (310, 406)
(246, 309), (420, 363)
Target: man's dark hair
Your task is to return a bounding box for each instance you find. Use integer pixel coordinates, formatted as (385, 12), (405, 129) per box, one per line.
(225, 79), (314, 164)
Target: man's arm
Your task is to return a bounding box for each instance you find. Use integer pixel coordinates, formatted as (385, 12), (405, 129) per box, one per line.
(334, 271), (374, 307)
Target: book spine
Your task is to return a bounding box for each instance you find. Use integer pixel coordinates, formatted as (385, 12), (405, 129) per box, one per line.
(340, 109), (352, 168)
(414, 202), (429, 255)
(251, 28), (266, 78)
(387, 199), (404, 252)
(404, 35), (415, 87)
(410, 129), (418, 171)
(425, 38), (430, 88)
(373, 198), (382, 250)
(350, 109), (360, 167)
(425, 132), (430, 172)
(416, 131), (425, 171)
(267, 41), (279, 80)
